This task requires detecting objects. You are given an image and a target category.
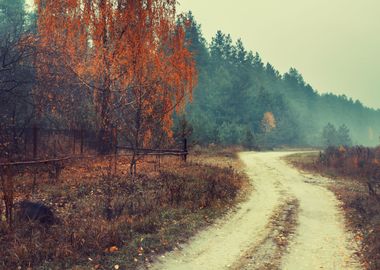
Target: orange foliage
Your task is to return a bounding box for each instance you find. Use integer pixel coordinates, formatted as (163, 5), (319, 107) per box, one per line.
(34, 0), (196, 148)
(261, 112), (276, 133)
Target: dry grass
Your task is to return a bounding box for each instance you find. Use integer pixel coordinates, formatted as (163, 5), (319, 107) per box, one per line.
(190, 145), (252, 203)
(286, 149), (380, 270)
(0, 149), (248, 270)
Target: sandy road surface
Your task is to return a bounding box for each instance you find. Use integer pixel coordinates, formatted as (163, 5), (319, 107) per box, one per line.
(149, 152), (362, 270)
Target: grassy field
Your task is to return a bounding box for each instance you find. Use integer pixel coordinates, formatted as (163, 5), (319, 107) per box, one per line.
(0, 149), (250, 270)
(285, 150), (380, 270)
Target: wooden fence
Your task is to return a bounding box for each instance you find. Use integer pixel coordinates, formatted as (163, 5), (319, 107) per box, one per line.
(0, 127), (188, 227)
(0, 125), (188, 168)
(0, 125), (188, 193)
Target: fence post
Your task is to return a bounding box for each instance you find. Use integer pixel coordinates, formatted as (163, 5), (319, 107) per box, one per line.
(53, 130), (57, 158)
(2, 166), (14, 228)
(80, 128), (84, 155)
(32, 124), (38, 160)
(24, 129), (28, 158)
(72, 129), (76, 155)
(182, 138), (188, 162)
(113, 127), (118, 174)
(32, 124), (38, 192)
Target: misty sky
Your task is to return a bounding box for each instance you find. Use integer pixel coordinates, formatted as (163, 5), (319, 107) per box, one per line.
(177, 0), (380, 109)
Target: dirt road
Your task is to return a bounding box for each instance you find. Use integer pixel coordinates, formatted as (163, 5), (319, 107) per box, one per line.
(149, 152), (362, 270)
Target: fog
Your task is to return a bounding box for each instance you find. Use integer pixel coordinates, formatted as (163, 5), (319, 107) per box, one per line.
(178, 0), (380, 109)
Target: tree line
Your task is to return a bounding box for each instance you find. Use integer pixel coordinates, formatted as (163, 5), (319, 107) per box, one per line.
(1, 3), (379, 160)
(178, 12), (380, 148)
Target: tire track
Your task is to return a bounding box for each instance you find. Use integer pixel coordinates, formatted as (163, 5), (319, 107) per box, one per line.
(231, 197), (299, 270)
(149, 152), (363, 270)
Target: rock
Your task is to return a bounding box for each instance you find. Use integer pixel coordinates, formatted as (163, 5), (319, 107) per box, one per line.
(16, 200), (55, 225)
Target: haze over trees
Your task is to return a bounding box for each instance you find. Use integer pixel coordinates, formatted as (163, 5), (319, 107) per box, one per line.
(1, 3), (379, 159)
(179, 12), (380, 148)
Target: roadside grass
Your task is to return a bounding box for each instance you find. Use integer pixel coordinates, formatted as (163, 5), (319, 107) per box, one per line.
(0, 149), (250, 270)
(285, 151), (380, 270)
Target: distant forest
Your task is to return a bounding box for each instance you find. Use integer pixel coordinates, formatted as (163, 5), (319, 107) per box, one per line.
(177, 12), (380, 148)
(1, 0), (379, 157)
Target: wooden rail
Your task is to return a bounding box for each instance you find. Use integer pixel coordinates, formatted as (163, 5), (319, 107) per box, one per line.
(117, 146), (186, 154)
(0, 147), (187, 167)
(0, 157), (72, 167)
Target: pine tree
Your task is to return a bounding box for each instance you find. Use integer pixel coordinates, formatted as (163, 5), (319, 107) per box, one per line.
(337, 124), (352, 146)
(322, 123), (338, 147)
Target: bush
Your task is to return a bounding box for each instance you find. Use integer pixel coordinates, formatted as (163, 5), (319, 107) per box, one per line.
(318, 146), (380, 196)
(316, 146), (380, 269)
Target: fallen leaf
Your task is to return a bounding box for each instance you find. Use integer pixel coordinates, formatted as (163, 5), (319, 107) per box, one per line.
(109, 246), (119, 253)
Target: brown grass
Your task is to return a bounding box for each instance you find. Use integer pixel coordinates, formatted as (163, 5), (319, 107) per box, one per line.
(286, 148), (380, 270)
(0, 150), (248, 270)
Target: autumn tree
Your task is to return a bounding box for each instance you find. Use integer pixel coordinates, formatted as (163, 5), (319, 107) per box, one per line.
(261, 112), (276, 133)
(35, 0), (196, 158)
(119, 3), (196, 172)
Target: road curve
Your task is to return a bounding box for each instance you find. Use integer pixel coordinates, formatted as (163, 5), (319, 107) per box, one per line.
(149, 151), (362, 270)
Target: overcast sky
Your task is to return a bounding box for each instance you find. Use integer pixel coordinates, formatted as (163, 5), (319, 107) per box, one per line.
(177, 0), (380, 109)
